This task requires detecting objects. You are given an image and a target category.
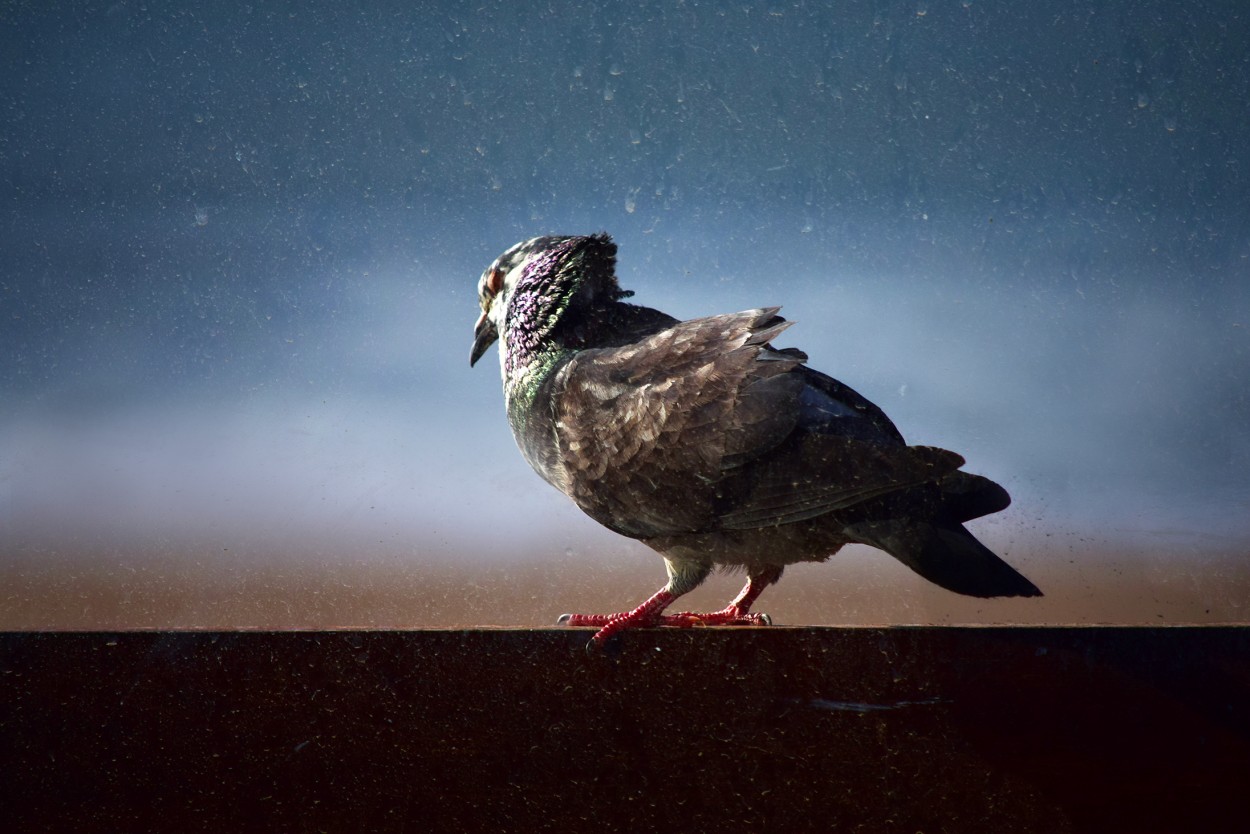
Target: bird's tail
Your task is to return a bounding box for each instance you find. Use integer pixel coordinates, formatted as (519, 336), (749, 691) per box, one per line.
(846, 516), (1042, 598)
(937, 470), (1011, 524)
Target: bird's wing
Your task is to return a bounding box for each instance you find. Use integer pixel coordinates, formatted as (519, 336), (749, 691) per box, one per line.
(716, 361), (966, 530)
(793, 364), (906, 445)
(552, 308), (804, 537)
(718, 439), (964, 530)
(551, 307), (960, 538)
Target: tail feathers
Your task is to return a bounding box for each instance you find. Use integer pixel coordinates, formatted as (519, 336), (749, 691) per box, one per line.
(847, 518), (1041, 599)
(938, 471), (1011, 524)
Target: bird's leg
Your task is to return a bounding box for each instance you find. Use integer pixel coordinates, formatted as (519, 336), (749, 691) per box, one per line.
(558, 560), (710, 647)
(663, 565), (783, 627)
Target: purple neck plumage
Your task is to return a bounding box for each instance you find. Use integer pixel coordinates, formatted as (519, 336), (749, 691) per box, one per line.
(503, 235), (622, 378)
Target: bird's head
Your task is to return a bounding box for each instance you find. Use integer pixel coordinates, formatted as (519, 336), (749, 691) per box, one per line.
(470, 233), (626, 373)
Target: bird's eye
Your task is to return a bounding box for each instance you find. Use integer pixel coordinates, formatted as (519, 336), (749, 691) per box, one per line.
(487, 266), (505, 295)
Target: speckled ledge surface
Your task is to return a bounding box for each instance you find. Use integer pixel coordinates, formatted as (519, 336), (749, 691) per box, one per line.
(2, 626), (1248, 832)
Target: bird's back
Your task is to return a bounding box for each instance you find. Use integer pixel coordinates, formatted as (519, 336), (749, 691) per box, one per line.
(531, 305), (955, 536)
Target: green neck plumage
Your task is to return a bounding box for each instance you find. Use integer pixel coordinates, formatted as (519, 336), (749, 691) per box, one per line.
(504, 342), (570, 430)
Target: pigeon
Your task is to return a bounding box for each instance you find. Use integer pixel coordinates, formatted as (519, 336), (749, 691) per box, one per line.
(470, 233), (1041, 647)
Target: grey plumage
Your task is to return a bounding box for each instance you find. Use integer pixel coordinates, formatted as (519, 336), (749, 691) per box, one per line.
(470, 233), (1040, 646)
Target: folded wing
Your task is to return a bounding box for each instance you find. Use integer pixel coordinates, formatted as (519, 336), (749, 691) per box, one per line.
(552, 308), (962, 538)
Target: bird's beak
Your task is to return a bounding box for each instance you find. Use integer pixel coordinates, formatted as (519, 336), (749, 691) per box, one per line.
(470, 310), (498, 367)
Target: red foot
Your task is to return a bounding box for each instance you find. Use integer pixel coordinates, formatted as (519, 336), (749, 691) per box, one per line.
(661, 606), (773, 627)
(557, 613), (614, 627)
(559, 604), (772, 648)
(559, 568), (782, 649)
(558, 588), (676, 647)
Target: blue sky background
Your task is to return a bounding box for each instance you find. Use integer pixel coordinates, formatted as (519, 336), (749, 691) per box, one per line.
(2, 1), (1248, 624)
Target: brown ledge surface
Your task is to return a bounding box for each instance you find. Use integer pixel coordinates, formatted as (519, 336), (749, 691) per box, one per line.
(2, 626), (1248, 832)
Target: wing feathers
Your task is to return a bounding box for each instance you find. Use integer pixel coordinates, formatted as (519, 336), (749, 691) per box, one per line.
(721, 444), (963, 530)
(547, 307), (964, 539)
(552, 309), (804, 536)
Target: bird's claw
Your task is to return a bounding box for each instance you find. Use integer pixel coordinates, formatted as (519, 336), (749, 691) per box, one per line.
(559, 605), (773, 653)
(659, 609), (773, 628)
(559, 609), (773, 631)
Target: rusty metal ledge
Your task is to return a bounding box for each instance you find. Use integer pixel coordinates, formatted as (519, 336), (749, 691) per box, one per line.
(2, 626), (1248, 833)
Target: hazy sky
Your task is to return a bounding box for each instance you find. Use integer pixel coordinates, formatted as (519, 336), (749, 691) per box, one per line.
(2, 2), (1247, 623)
